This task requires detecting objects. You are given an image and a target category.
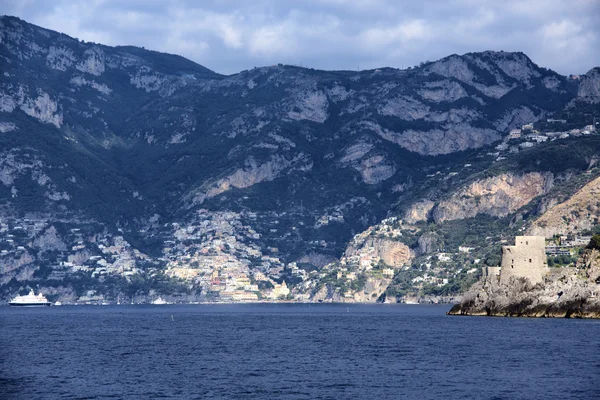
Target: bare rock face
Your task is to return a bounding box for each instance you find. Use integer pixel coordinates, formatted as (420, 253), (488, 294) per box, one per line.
(17, 88), (63, 128)
(32, 226), (67, 252)
(287, 90), (329, 123)
(491, 52), (541, 86)
(397, 125), (500, 156)
(0, 93), (17, 113)
(433, 172), (552, 223)
(418, 232), (440, 255)
(448, 249), (600, 318)
(76, 47), (105, 76)
(372, 238), (412, 268)
(378, 95), (429, 120)
(529, 175), (600, 238)
(363, 121), (500, 156)
(129, 66), (166, 92)
(426, 54), (514, 98)
(339, 143), (395, 184)
(47, 46), (77, 71)
(494, 106), (539, 132)
(0, 122), (17, 133)
(0, 251), (35, 283)
(404, 200), (435, 224)
(582, 249), (600, 283)
(351, 278), (392, 303)
(344, 235), (412, 269)
(577, 67), (600, 102)
(542, 76), (562, 91)
(418, 80), (467, 102)
(357, 155), (396, 184)
(192, 153), (312, 204)
(340, 142), (374, 164)
(70, 75), (112, 95)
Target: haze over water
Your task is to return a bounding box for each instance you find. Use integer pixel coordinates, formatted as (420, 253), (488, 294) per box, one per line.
(1, 304), (598, 399)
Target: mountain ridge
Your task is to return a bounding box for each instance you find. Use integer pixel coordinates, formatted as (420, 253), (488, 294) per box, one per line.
(1, 16), (599, 303)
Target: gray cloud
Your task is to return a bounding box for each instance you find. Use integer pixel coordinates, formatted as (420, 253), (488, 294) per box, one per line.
(2, 0), (599, 75)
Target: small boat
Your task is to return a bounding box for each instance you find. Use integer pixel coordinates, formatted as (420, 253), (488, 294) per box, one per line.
(54, 301), (62, 306)
(9, 290), (52, 307)
(152, 297), (168, 305)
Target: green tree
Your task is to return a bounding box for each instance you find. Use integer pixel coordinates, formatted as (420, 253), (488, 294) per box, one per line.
(485, 253), (501, 267)
(588, 234), (600, 250)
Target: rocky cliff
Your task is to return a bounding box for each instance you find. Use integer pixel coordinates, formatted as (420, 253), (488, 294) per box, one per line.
(402, 172), (553, 224)
(343, 224), (413, 268)
(529, 174), (600, 237)
(577, 67), (600, 102)
(448, 249), (600, 318)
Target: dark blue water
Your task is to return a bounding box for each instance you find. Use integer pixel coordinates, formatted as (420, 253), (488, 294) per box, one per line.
(1, 304), (599, 400)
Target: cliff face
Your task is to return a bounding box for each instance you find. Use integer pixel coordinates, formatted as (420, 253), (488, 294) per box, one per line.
(448, 249), (600, 318)
(402, 172), (552, 224)
(310, 277), (392, 303)
(294, 220), (413, 303)
(433, 173), (552, 223)
(577, 67), (600, 102)
(343, 234), (413, 269)
(529, 175), (600, 237)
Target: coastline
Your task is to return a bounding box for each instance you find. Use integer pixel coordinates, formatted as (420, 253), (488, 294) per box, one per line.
(447, 297), (600, 318)
(447, 248), (600, 318)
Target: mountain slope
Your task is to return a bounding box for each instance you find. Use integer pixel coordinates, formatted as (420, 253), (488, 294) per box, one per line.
(1, 15), (599, 302)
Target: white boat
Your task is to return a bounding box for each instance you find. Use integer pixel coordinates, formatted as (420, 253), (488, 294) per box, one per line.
(9, 290), (52, 307)
(152, 297), (168, 305)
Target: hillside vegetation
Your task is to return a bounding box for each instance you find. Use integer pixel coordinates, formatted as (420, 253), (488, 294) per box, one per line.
(0, 15), (599, 303)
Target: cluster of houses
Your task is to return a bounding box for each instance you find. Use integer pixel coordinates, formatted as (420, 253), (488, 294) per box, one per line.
(545, 235), (592, 257)
(491, 119), (598, 161)
(162, 210), (297, 301)
(0, 217), (143, 283)
(1, 211), (300, 303)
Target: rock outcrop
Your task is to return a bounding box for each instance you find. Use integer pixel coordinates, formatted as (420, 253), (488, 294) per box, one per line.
(577, 67), (600, 102)
(343, 227), (413, 269)
(404, 200), (435, 224)
(448, 249), (600, 318)
(191, 153), (312, 204)
(402, 173), (553, 224)
(433, 172), (552, 223)
(529, 174), (600, 238)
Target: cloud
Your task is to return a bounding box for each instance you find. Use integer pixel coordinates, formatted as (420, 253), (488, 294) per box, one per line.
(0, 0), (598, 75)
(541, 20), (582, 43)
(359, 19), (430, 49)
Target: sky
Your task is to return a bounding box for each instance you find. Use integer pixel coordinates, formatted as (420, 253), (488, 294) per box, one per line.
(2, 0), (599, 75)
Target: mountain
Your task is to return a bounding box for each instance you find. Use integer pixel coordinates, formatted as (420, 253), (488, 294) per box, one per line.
(1, 15), (599, 303)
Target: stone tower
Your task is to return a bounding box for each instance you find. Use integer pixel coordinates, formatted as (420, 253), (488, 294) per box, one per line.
(500, 236), (548, 285)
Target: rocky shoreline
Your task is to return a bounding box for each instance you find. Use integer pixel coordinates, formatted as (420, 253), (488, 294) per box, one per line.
(448, 249), (600, 318)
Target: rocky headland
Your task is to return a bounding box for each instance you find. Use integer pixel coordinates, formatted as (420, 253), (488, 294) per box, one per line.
(448, 248), (600, 318)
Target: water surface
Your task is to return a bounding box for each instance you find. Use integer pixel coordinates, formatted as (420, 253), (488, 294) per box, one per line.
(1, 304), (598, 399)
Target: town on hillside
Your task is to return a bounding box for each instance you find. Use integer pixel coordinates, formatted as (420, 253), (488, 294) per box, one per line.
(490, 119), (598, 162)
(1, 117), (598, 305)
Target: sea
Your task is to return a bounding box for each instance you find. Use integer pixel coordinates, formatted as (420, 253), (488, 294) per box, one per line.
(1, 304), (599, 400)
